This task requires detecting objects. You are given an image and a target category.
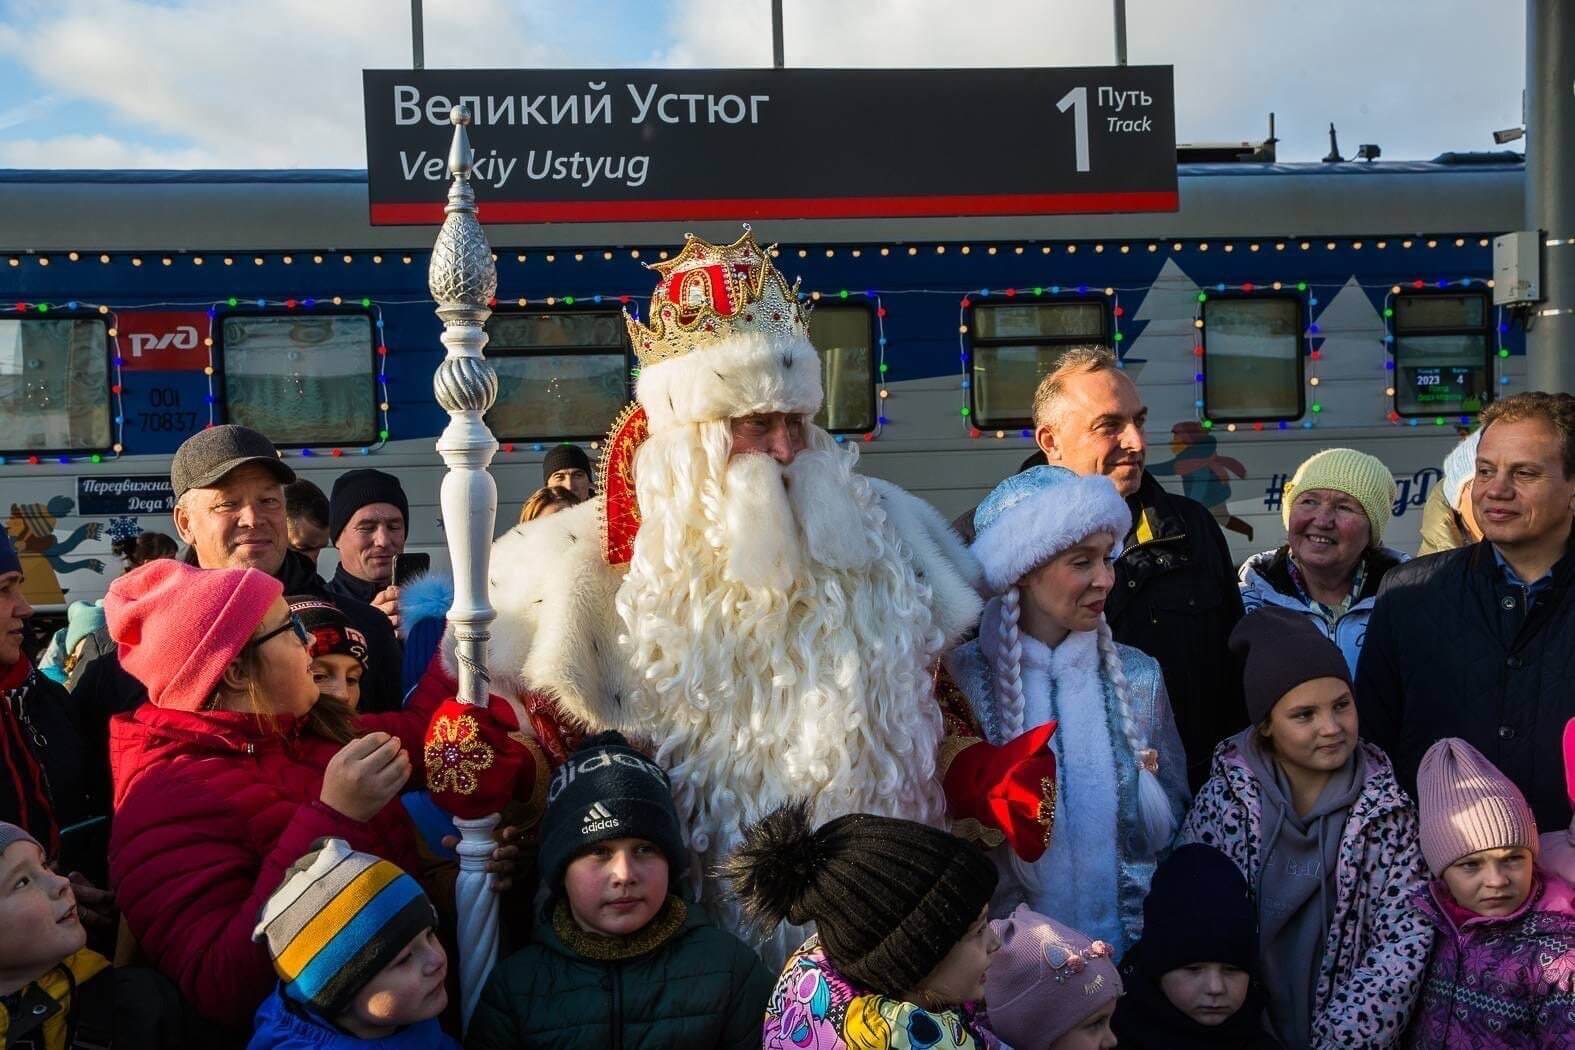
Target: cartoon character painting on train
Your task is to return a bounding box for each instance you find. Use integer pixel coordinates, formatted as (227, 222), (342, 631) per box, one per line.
(1147, 420), (1255, 541)
(5, 496), (105, 604)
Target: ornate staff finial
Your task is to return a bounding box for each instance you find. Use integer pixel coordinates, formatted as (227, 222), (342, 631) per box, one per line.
(427, 102), (502, 1028)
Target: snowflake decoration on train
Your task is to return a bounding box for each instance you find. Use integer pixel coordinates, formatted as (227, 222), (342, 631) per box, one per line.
(106, 516), (142, 543)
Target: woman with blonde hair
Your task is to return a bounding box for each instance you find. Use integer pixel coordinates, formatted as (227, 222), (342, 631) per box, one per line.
(518, 484), (582, 524)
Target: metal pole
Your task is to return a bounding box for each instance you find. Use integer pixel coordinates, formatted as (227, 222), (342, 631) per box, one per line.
(411, 0), (424, 69)
(1113, 0), (1128, 66)
(428, 105), (501, 1027)
(772, 0), (785, 68)
(1527, 0), (1575, 393)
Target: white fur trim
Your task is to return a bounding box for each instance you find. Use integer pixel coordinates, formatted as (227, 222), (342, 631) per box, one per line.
(867, 478), (986, 647)
(467, 499), (630, 731)
(971, 475), (1132, 594)
(636, 330), (823, 434)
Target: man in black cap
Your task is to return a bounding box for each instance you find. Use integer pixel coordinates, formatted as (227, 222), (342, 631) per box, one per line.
(541, 444), (593, 500)
(73, 426), (403, 718)
(326, 469), (409, 634)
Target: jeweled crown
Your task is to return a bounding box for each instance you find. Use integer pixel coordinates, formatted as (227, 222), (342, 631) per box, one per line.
(625, 226), (809, 368)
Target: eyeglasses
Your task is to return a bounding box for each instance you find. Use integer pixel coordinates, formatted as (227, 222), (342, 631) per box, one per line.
(248, 612), (309, 651)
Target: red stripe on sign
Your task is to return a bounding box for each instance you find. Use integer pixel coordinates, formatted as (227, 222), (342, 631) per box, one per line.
(369, 189), (1180, 225)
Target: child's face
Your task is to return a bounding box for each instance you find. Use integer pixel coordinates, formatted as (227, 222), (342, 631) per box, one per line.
(1159, 962), (1250, 1026)
(1047, 1000), (1117, 1049)
(913, 905), (999, 1007)
(339, 928), (447, 1036)
(564, 837), (669, 937)
(310, 654), (363, 709)
(1441, 846), (1535, 917)
(0, 841), (84, 985)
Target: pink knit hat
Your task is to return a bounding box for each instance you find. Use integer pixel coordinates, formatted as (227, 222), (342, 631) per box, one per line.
(1416, 737), (1539, 877)
(106, 559), (282, 711)
(1564, 718), (1575, 809)
(985, 905), (1121, 1050)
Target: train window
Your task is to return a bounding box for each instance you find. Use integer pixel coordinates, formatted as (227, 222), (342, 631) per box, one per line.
(0, 316), (112, 453)
(1201, 297), (1305, 421)
(967, 300), (1109, 428)
(1392, 293), (1492, 417)
(218, 312), (377, 446)
(485, 308), (631, 441)
(807, 304), (877, 433)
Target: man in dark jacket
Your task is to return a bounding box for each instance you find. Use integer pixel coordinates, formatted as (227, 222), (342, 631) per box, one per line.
(326, 468), (409, 637)
(1358, 392), (1575, 830)
(1032, 347), (1247, 789)
(72, 426), (403, 719)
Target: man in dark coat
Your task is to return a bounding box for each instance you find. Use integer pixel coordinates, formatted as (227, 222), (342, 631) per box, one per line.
(1358, 391), (1575, 830)
(325, 468), (410, 638)
(73, 427), (403, 720)
(1032, 347), (1246, 789)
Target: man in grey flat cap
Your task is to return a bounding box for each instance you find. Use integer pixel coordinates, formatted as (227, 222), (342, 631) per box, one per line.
(73, 426), (404, 728)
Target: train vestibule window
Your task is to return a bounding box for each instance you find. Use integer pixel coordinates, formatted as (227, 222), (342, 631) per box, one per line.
(807, 304), (877, 434)
(484, 308), (631, 442)
(967, 300), (1109, 429)
(1201, 296), (1305, 422)
(218, 312), (378, 446)
(0, 316), (112, 453)
(1392, 292), (1491, 417)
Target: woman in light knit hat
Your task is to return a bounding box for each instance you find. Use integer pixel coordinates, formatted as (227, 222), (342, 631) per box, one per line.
(946, 465), (1189, 956)
(1407, 737), (1575, 1048)
(1180, 606), (1431, 1049)
(1237, 447), (1408, 675)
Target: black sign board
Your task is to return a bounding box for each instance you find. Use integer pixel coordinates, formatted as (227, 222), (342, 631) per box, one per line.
(77, 476), (175, 516)
(363, 67), (1177, 225)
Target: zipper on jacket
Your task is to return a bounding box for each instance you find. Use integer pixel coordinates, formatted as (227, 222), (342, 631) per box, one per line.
(610, 962), (623, 1050)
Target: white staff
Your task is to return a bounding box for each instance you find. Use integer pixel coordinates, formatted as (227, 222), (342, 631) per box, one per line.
(427, 103), (502, 1027)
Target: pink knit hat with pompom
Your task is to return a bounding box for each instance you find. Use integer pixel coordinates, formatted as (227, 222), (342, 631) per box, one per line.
(106, 559), (282, 711)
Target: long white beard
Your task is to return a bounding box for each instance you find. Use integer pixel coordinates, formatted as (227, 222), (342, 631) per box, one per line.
(615, 422), (948, 864)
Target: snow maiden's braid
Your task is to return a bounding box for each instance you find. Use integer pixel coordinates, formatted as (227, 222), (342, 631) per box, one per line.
(1096, 617), (1176, 850)
(991, 585), (1028, 738)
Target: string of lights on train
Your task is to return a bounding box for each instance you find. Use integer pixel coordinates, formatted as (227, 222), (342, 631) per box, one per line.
(1, 235), (1518, 465)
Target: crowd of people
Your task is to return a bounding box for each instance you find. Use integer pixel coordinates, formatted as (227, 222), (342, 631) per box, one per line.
(2, 230), (1574, 1049)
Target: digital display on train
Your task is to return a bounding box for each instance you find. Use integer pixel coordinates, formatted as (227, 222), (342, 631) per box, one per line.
(1400, 365), (1486, 415)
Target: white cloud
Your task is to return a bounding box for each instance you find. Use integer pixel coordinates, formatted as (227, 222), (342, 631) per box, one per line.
(0, 0), (562, 167)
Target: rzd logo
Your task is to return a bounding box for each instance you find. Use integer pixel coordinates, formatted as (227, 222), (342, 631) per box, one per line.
(128, 326), (199, 358)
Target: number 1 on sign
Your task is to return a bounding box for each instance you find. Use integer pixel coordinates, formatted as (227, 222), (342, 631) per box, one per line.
(1056, 86), (1090, 172)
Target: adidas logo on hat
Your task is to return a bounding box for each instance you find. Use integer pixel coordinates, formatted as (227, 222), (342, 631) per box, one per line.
(582, 802), (620, 835)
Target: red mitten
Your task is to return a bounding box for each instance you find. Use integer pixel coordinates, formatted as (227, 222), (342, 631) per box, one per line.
(424, 696), (528, 820)
(943, 721), (1059, 863)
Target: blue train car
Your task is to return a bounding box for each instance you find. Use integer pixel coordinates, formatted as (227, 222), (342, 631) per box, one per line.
(0, 155), (1526, 609)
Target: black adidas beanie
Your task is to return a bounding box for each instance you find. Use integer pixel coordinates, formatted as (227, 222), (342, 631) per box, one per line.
(726, 802), (998, 999)
(538, 731), (687, 893)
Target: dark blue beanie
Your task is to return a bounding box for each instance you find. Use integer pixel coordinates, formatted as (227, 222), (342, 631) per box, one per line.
(0, 530), (19, 577)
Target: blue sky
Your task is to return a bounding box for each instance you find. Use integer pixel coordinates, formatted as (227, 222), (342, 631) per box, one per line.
(0, 0), (1527, 169)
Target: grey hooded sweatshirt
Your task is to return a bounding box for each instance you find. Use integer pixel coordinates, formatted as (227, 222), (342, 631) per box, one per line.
(1236, 727), (1365, 1049)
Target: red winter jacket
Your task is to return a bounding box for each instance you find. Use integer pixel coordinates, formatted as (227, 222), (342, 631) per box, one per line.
(107, 695), (440, 1028)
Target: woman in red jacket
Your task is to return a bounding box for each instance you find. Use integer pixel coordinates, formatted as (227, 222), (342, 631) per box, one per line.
(103, 559), (505, 1032)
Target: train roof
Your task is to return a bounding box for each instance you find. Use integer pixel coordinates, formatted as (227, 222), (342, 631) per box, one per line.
(0, 154), (1525, 252)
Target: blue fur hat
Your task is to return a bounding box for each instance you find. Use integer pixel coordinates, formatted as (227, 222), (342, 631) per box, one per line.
(971, 466), (1132, 594)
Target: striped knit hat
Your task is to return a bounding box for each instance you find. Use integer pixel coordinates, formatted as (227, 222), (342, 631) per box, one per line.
(252, 838), (436, 1017)
(1416, 737), (1539, 876)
